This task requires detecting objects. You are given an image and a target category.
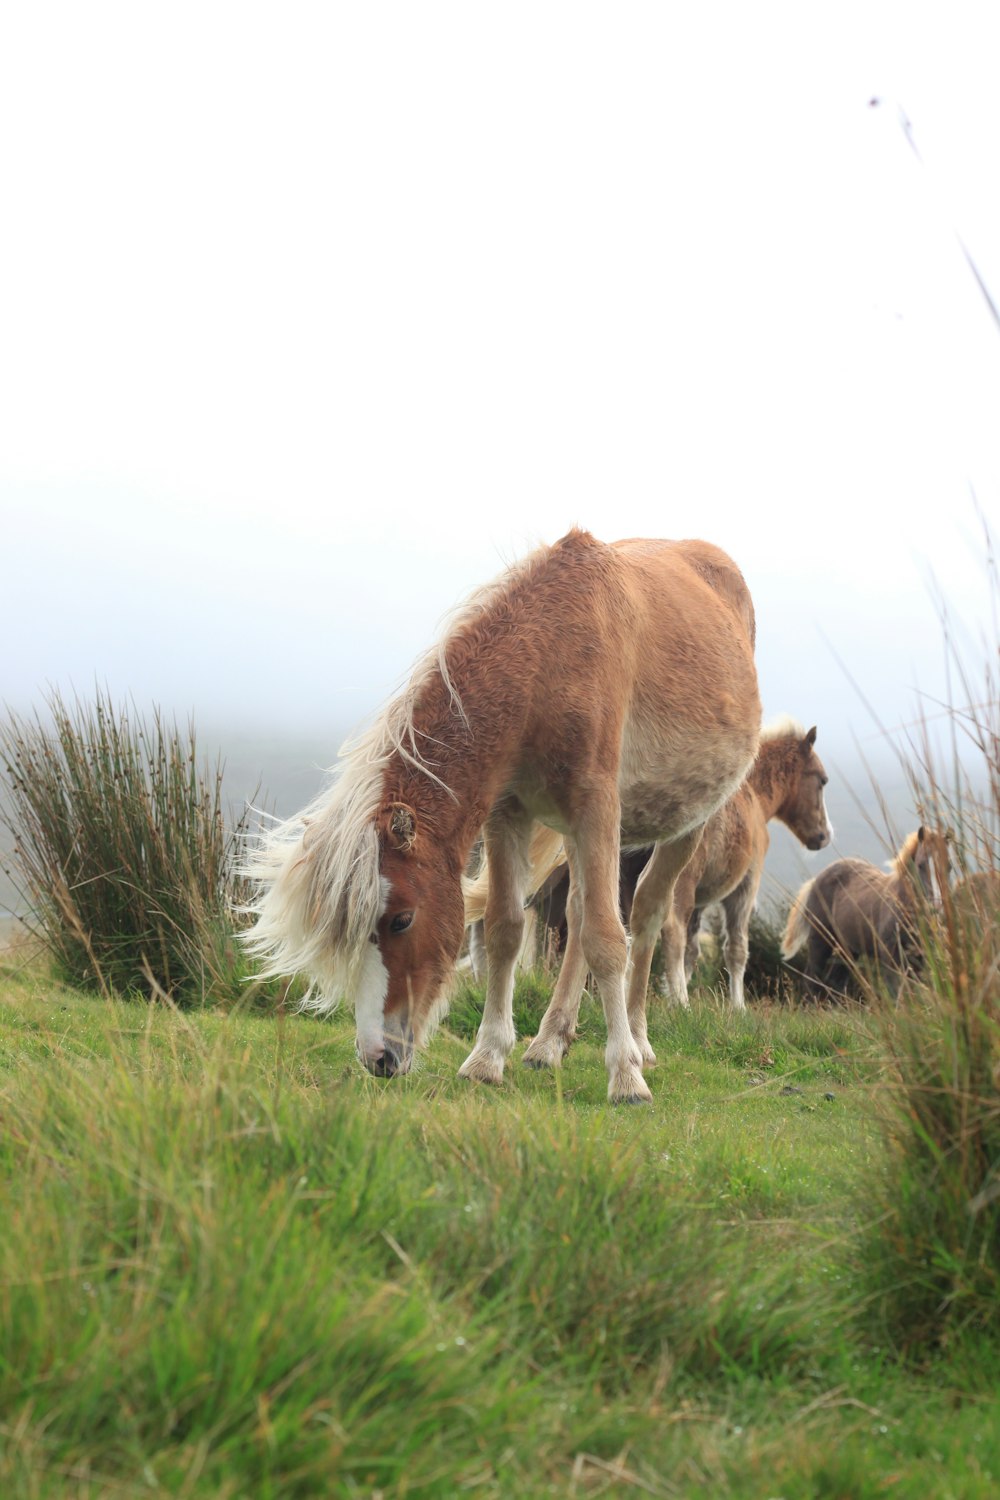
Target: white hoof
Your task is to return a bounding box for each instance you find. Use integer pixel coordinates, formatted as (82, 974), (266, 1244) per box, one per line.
(458, 1048), (506, 1086)
(522, 1033), (569, 1069)
(608, 1060), (653, 1105)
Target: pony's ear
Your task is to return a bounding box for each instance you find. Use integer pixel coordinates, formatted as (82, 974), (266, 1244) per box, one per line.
(381, 802), (418, 854)
(917, 825), (926, 843)
(803, 726), (817, 749)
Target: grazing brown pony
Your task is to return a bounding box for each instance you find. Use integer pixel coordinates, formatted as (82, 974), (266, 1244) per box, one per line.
(244, 528), (760, 1103)
(781, 827), (951, 999)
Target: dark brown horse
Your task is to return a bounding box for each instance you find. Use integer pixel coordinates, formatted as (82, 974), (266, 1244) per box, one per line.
(781, 826), (951, 998)
(244, 530), (760, 1103)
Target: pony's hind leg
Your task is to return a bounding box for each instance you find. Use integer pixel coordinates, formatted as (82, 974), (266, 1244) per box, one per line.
(458, 803), (533, 1086)
(523, 847), (589, 1070)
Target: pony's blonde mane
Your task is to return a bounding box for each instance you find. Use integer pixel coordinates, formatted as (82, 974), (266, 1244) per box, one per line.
(241, 539), (554, 1009)
(759, 715), (805, 744)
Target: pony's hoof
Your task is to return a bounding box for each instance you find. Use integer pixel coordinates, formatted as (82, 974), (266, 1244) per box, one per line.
(522, 1035), (567, 1070)
(608, 1067), (652, 1105)
(458, 1050), (505, 1086)
(636, 1042), (657, 1067)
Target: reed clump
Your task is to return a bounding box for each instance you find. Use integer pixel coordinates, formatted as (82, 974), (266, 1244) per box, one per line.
(859, 554), (1000, 1354)
(0, 688), (257, 1005)
(863, 864), (1000, 1352)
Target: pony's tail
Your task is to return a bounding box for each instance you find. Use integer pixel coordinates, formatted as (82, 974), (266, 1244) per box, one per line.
(781, 879), (814, 960)
(463, 823), (567, 926)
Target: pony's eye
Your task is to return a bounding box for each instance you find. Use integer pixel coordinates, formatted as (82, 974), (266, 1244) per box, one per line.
(389, 911), (414, 934)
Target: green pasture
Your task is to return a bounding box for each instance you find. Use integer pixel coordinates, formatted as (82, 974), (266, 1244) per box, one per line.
(2, 947), (998, 1499)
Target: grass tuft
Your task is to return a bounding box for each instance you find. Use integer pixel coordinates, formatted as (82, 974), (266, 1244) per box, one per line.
(0, 689), (262, 1006)
(855, 530), (1000, 1356)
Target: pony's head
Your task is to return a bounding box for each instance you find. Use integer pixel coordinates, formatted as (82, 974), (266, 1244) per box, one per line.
(243, 793), (466, 1078)
(763, 722), (832, 851)
(897, 825), (952, 908)
(356, 801), (466, 1077)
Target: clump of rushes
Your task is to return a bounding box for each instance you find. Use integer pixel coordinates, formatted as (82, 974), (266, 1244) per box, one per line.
(0, 689), (260, 1005)
(861, 531), (1000, 1353)
(865, 861), (1000, 1352)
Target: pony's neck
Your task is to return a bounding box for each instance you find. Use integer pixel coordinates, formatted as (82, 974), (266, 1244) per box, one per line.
(748, 737), (797, 820)
(380, 646), (533, 871)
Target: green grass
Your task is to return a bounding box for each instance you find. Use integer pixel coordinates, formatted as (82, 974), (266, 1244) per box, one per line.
(3, 945), (999, 1498)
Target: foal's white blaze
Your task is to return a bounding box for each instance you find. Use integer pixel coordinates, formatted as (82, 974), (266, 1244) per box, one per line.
(924, 855), (945, 910)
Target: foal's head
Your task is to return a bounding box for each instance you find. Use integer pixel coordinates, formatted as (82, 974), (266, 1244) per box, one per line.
(900, 825), (952, 908)
(778, 725), (832, 851)
(355, 801), (466, 1078)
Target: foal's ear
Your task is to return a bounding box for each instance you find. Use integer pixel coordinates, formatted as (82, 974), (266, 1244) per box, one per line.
(803, 726), (817, 749)
(381, 802), (418, 854)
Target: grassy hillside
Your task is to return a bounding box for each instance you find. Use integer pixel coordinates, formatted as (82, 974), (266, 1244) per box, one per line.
(2, 945), (998, 1498)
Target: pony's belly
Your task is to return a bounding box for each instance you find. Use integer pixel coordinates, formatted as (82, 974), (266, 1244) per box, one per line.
(618, 715), (757, 846)
(618, 749), (753, 846)
(619, 777), (732, 845)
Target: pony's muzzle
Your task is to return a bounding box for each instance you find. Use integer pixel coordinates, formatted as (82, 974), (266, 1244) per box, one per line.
(357, 1036), (413, 1078)
(806, 830), (832, 851)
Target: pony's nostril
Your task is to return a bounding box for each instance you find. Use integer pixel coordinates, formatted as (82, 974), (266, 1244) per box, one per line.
(369, 1049), (399, 1078)
(358, 1039), (406, 1078)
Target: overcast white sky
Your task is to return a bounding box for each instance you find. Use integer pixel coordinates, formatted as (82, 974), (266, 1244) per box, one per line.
(2, 1), (998, 784)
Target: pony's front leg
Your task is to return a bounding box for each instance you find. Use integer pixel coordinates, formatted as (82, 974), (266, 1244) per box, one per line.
(574, 800), (651, 1105)
(458, 806), (532, 1087)
(683, 905), (704, 982)
(523, 849), (588, 1070)
(627, 833), (703, 1056)
(719, 867), (761, 1011)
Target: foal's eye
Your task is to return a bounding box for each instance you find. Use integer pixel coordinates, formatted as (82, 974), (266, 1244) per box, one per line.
(389, 911), (414, 934)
